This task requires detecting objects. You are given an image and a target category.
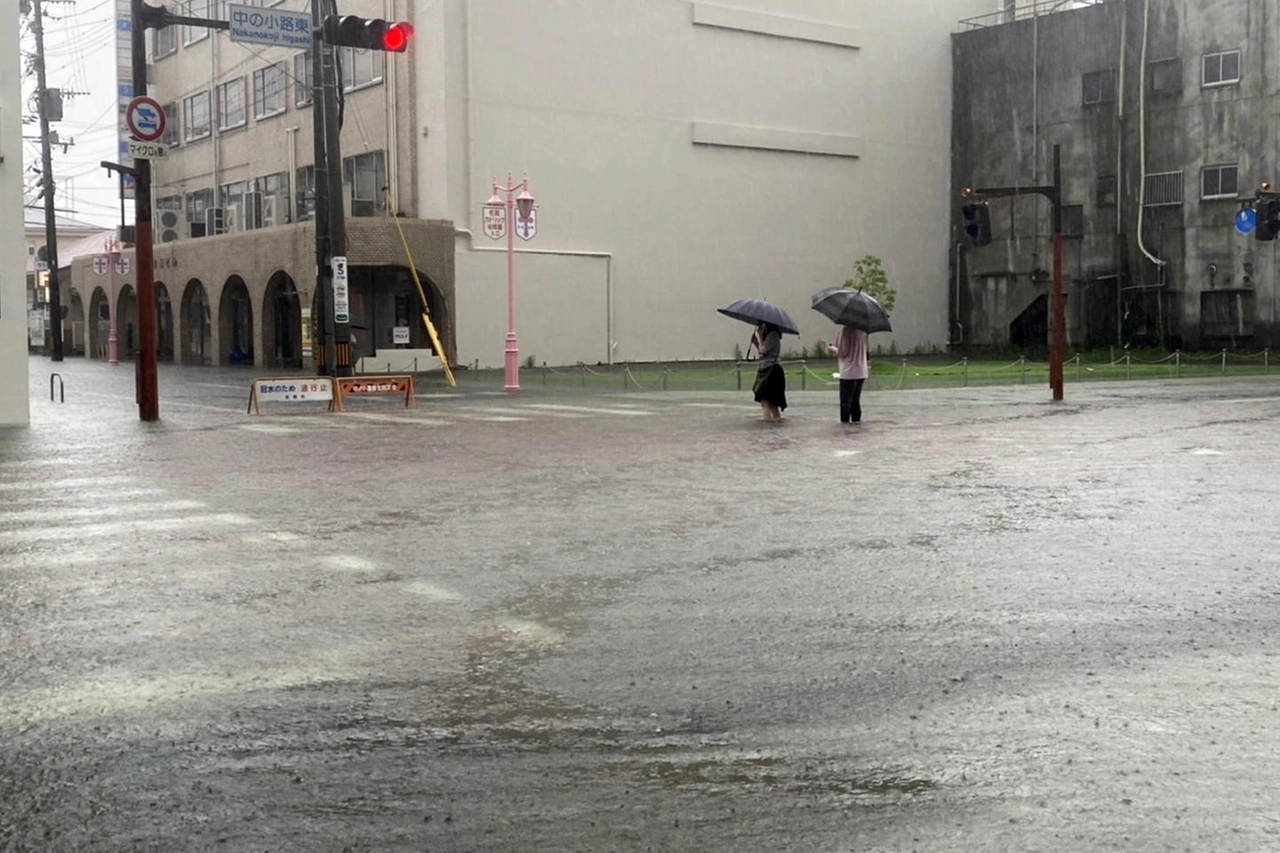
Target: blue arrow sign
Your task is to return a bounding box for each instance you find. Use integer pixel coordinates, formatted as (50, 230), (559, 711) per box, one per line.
(1236, 206), (1257, 234)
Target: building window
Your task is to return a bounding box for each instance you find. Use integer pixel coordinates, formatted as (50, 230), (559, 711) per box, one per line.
(1201, 164), (1239, 199)
(342, 150), (387, 216)
(294, 51), (312, 107)
(1143, 171), (1183, 207)
(1203, 50), (1240, 87)
(296, 165), (315, 221)
(253, 63), (287, 119)
(183, 90), (211, 142)
(217, 77), (247, 130)
(184, 0), (209, 45)
(185, 188), (213, 238)
(161, 101), (180, 147)
(152, 25), (176, 59)
(1096, 175), (1117, 208)
(339, 46), (384, 91)
(1060, 205), (1084, 238)
(220, 180), (249, 230)
(1082, 69), (1116, 105)
(253, 172), (289, 226)
(1149, 58), (1182, 94)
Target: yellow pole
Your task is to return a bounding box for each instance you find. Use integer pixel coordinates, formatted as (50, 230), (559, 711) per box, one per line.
(385, 188), (456, 386)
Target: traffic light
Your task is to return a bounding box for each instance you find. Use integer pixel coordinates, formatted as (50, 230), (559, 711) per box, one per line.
(321, 15), (414, 52)
(1255, 198), (1280, 242)
(34, 171), (54, 201)
(962, 201), (992, 246)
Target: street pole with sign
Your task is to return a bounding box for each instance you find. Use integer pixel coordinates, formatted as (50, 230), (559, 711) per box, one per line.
(483, 174), (536, 391)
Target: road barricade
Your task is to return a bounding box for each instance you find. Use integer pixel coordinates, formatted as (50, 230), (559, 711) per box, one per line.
(247, 377), (339, 414)
(336, 375), (415, 409)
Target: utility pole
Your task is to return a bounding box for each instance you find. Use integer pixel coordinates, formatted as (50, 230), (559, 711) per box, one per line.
(30, 0), (63, 361)
(311, 1), (335, 376)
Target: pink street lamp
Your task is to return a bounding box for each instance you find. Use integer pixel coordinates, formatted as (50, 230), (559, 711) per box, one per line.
(483, 173), (536, 391)
(105, 236), (120, 365)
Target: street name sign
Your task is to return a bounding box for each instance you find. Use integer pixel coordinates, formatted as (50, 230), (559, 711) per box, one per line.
(228, 4), (312, 48)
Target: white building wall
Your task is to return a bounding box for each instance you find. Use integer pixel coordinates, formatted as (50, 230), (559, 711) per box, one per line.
(421, 0), (992, 368)
(1, 13), (30, 426)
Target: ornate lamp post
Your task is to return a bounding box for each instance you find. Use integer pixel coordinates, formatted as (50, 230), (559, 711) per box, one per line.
(483, 173), (536, 391)
(105, 236), (121, 365)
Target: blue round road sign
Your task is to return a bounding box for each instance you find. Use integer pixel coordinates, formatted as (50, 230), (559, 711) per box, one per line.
(1236, 206), (1257, 234)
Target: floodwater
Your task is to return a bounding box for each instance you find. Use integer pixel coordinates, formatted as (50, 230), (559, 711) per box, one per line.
(4, 357), (1280, 851)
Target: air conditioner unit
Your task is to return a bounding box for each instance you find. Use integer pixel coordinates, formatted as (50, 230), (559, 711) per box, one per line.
(242, 191), (264, 230)
(226, 202), (243, 233)
(350, 199), (376, 217)
(157, 211), (181, 242)
(261, 194), (277, 228)
(205, 207), (224, 236)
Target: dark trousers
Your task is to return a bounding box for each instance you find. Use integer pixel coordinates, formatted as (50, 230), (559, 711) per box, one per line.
(839, 378), (865, 423)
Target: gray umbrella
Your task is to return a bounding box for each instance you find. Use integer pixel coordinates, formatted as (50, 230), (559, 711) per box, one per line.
(810, 287), (892, 333)
(717, 298), (800, 335)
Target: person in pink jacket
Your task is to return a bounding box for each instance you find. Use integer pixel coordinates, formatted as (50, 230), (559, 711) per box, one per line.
(828, 325), (869, 423)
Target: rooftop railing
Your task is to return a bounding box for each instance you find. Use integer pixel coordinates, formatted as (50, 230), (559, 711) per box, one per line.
(958, 0), (1110, 31)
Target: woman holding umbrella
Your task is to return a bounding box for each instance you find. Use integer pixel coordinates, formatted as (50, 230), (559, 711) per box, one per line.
(810, 286), (890, 424)
(716, 297), (798, 422)
(828, 325), (869, 423)
(751, 321), (787, 421)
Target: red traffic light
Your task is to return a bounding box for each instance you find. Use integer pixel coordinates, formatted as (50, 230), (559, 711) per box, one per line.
(322, 15), (413, 52)
(382, 21), (413, 52)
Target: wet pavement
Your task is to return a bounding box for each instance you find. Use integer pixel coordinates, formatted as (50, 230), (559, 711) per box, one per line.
(4, 356), (1280, 852)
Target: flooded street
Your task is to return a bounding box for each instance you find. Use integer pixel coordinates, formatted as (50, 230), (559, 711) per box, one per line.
(4, 358), (1280, 851)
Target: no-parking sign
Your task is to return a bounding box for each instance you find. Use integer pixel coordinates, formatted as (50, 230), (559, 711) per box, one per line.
(126, 96), (166, 142)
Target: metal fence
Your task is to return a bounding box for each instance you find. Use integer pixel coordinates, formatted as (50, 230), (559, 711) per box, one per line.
(494, 349), (1279, 394)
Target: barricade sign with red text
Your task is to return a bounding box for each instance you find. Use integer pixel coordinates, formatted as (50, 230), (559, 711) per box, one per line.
(248, 377), (339, 414)
(336, 375), (415, 409)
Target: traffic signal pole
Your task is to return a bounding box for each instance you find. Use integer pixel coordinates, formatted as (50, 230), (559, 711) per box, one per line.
(130, 0), (159, 420)
(963, 144), (1065, 401)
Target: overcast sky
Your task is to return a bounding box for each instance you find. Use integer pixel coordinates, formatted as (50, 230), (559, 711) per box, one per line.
(22, 0), (131, 229)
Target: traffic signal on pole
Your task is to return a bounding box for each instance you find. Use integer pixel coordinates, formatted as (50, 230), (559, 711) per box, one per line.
(1255, 198), (1280, 242)
(962, 201), (992, 246)
(321, 15), (414, 52)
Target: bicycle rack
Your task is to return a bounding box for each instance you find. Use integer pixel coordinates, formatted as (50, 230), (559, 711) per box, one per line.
(50, 373), (64, 403)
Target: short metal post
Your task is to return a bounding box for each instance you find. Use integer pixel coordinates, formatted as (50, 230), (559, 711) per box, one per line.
(961, 357), (968, 387)
(736, 361), (742, 391)
(1020, 355), (1027, 384)
(800, 360), (807, 391)
(1266, 348), (1271, 374)
(49, 372), (64, 402)
(1126, 352), (1131, 380)
(900, 358), (908, 390)
(1075, 354), (1082, 382)
(1222, 348), (1228, 374)
(1175, 350), (1181, 379)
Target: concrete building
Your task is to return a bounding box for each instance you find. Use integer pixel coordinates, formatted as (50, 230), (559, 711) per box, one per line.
(55, 0), (1001, 375)
(952, 0), (1277, 352)
(2, 14), (28, 426)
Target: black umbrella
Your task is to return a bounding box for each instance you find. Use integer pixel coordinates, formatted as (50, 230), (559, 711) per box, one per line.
(810, 287), (892, 333)
(717, 298), (800, 335)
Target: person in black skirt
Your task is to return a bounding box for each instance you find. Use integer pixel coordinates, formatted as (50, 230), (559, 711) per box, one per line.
(751, 321), (787, 421)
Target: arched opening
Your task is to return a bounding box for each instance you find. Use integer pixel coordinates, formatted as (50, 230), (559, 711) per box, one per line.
(117, 284), (139, 359)
(156, 281), (175, 362)
(219, 276), (254, 366)
(88, 286), (110, 360)
(66, 289), (86, 356)
(347, 264), (453, 364)
(180, 279), (212, 365)
(262, 271), (302, 369)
